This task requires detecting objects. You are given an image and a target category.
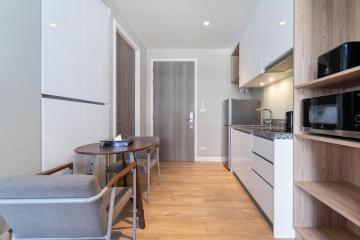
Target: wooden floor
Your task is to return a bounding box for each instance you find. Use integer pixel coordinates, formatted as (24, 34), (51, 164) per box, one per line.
(115, 162), (274, 240)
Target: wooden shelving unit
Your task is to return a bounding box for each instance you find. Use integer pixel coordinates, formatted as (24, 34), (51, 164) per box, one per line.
(293, 0), (360, 239)
(295, 227), (359, 240)
(295, 133), (360, 149)
(295, 66), (360, 89)
(296, 182), (360, 226)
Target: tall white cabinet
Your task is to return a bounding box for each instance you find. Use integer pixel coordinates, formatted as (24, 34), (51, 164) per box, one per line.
(42, 0), (109, 103)
(41, 0), (110, 170)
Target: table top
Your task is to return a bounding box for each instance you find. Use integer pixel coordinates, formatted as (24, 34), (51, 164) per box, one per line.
(74, 140), (153, 156)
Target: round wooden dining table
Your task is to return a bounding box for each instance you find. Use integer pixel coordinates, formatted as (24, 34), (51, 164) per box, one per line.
(75, 140), (153, 229)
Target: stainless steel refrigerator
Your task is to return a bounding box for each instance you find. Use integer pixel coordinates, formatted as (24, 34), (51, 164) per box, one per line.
(222, 99), (260, 170)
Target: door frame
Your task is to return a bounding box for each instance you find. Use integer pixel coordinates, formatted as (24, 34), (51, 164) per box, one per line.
(112, 19), (140, 137)
(149, 58), (198, 161)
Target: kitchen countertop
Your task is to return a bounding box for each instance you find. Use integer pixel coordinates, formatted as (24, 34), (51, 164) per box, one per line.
(232, 125), (293, 141)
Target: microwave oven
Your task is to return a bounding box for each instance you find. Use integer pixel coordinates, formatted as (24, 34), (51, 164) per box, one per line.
(302, 90), (360, 139)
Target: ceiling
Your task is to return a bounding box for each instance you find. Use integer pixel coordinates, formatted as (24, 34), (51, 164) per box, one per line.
(111, 0), (262, 49)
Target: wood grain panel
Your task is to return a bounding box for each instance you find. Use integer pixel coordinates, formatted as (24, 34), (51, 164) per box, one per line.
(296, 182), (360, 226)
(153, 62), (195, 161)
(294, 0), (360, 236)
(296, 227), (359, 240)
(116, 33), (135, 138)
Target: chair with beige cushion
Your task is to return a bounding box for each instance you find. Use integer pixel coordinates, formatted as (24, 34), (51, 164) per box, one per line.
(107, 136), (160, 203)
(0, 162), (137, 240)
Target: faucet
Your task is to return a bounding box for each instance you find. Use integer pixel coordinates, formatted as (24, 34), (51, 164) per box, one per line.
(256, 108), (273, 129)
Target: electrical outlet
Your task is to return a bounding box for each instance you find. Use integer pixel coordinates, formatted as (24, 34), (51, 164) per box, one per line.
(200, 146), (207, 151)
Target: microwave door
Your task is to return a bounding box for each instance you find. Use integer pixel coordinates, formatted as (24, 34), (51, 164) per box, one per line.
(308, 97), (338, 130)
(337, 94), (344, 130)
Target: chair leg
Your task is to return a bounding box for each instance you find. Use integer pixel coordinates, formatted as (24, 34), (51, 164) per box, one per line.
(156, 147), (160, 185)
(133, 168), (137, 240)
(147, 152), (150, 203)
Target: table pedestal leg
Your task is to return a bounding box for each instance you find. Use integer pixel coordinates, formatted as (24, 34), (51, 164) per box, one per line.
(130, 152), (145, 229)
(122, 153), (128, 187)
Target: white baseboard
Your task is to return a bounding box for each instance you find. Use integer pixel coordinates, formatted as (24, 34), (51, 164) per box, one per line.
(196, 157), (224, 162)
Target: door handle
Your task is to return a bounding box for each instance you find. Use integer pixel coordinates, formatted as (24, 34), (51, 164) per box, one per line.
(186, 112), (194, 129)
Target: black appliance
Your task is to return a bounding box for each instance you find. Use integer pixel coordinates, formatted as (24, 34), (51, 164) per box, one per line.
(302, 90), (360, 139)
(285, 111), (293, 132)
(318, 41), (360, 78)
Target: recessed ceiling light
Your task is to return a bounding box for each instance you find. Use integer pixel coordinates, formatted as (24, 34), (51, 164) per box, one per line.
(269, 77), (274, 82)
(279, 21), (286, 26)
(260, 82), (265, 86)
(203, 21), (210, 27)
(49, 22), (57, 28)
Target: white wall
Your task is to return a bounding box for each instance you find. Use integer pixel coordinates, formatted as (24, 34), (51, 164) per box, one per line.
(0, 0), (42, 234)
(147, 49), (259, 159)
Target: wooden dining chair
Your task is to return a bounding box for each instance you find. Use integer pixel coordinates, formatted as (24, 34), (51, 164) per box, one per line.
(107, 136), (160, 203)
(0, 162), (137, 240)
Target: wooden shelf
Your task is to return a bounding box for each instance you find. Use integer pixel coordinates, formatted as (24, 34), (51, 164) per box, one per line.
(295, 133), (360, 149)
(294, 66), (360, 89)
(296, 227), (359, 240)
(295, 181), (360, 227)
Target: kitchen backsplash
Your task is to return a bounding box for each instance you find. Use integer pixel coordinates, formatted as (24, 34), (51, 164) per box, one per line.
(261, 119), (286, 128)
(251, 76), (293, 121)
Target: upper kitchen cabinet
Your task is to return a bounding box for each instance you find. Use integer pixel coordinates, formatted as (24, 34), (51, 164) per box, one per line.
(231, 44), (240, 84)
(260, 0), (293, 69)
(42, 0), (110, 103)
(239, 0), (293, 87)
(239, 12), (262, 87)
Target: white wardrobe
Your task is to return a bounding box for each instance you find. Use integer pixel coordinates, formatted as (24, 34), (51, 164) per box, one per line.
(41, 0), (110, 170)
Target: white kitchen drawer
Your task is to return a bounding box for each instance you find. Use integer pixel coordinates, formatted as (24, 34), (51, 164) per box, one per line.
(247, 168), (274, 222)
(251, 152), (274, 187)
(251, 135), (274, 162)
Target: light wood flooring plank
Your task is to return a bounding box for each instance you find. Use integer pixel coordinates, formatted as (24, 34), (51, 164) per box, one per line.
(114, 162), (274, 239)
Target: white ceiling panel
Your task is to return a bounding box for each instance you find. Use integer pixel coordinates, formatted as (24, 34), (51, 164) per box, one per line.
(110, 0), (262, 49)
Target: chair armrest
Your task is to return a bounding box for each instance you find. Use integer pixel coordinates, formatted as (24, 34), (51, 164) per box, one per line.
(38, 163), (73, 175)
(146, 142), (160, 153)
(106, 162), (136, 188)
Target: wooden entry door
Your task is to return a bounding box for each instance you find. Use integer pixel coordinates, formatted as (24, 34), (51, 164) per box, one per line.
(153, 61), (195, 161)
(116, 33), (135, 138)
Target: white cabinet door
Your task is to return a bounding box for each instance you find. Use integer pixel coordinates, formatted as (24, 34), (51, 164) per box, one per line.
(247, 169), (274, 222)
(260, 0), (293, 69)
(42, 98), (110, 171)
(42, 0), (86, 100)
(83, 0), (109, 103)
(239, 13), (262, 87)
(42, 0), (109, 103)
(84, 104), (109, 143)
(231, 129), (251, 185)
(239, 0), (293, 87)
(251, 135), (274, 162)
(42, 98), (84, 171)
